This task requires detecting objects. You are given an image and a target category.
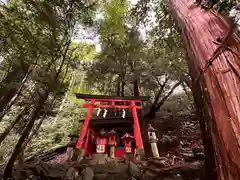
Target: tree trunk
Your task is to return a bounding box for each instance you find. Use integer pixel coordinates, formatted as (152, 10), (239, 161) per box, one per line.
(117, 78), (121, 96)
(170, 0), (240, 179)
(23, 98), (55, 148)
(145, 81), (181, 121)
(0, 107), (27, 145)
(3, 37), (70, 178)
(0, 67), (31, 122)
(133, 79), (139, 96)
(0, 64), (29, 112)
(121, 81), (125, 96)
(3, 95), (48, 179)
(3, 111), (38, 179)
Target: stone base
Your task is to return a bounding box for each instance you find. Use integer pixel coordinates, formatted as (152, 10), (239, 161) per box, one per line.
(110, 146), (115, 158)
(124, 153), (134, 163)
(90, 153), (108, 165)
(136, 148), (145, 160)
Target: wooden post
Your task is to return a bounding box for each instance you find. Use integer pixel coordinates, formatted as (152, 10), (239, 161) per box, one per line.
(84, 128), (90, 157)
(131, 101), (144, 158)
(74, 100), (94, 160)
(76, 100), (94, 149)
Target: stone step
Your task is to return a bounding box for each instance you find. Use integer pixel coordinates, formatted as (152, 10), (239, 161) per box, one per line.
(92, 166), (126, 174)
(89, 153), (108, 165)
(92, 153), (108, 160)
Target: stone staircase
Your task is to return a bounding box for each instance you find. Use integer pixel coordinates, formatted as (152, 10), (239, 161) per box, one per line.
(87, 153), (109, 165)
(81, 153), (143, 180)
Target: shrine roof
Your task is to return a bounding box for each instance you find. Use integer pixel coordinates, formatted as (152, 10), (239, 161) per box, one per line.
(75, 93), (150, 101)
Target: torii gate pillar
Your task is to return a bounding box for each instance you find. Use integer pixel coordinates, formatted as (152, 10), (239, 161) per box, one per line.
(131, 101), (145, 159)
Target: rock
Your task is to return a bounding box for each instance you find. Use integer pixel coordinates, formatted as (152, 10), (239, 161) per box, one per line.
(105, 165), (130, 180)
(74, 163), (88, 172)
(65, 167), (77, 180)
(107, 159), (119, 169)
(76, 176), (83, 180)
(28, 161), (68, 179)
(136, 161), (147, 170)
(48, 164), (69, 179)
(172, 174), (183, 180)
(94, 173), (108, 180)
(128, 161), (141, 179)
(83, 167), (94, 180)
(90, 154), (108, 165)
(179, 161), (204, 180)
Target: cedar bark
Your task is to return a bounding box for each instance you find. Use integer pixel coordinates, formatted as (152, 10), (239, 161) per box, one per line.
(170, 0), (240, 179)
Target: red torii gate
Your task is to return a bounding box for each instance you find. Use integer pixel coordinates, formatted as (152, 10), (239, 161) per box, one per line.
(75, 94), (149, 158)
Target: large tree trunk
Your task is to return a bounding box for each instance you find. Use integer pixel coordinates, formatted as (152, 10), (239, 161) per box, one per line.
(170, 0), (240, 179)
(0, 107), (27, 145)
(3, 92), (49, 179)
(187, 55), (218, 180)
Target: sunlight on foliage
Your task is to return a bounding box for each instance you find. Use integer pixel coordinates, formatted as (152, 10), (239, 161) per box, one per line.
(101, 0), (128, 41)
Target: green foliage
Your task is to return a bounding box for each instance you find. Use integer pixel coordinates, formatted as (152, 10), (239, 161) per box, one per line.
(101, 0), (128, 41)
(214, 0), (236, 14)
(71, 42), (97, 62)
(85, 0), (188, 101)
(0, 0), (98, 164)
(24, 95), (88, 153)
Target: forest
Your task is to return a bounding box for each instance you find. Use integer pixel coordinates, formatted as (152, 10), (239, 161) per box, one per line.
(0, 0), (239, 180)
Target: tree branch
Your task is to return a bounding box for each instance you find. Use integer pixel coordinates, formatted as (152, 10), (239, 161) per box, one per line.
(154, 80), (182, 111)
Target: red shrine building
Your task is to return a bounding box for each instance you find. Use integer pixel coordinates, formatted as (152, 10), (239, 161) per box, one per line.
(74, 94), (149, 159)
